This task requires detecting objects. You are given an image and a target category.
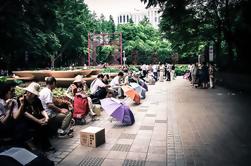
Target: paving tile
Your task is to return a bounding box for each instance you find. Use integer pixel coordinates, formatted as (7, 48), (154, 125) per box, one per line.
(150, 140), (166, 147)
(111, 144), (131, 152)
(146, 153), (166, 162)
(89, 150), (109, 158)
(133, 138), (151, 145)
(155, 120), (167, 123)
(145, 161), (166, 166)
(79, 156), (104, 166)
(139, 126), (154, 130)
(119, 133), (137, 139)
(130, 144), (149, 153)
(145, 114), (156, 117)
(101, 159), (124, 166)
(117, 139), (134, 145)
(148, 146), (166, 154)
(96, 143), (115, 151)
(126, 152), (147, 160)
(107, 151), (127, 160)
(123, 159), (146, 166)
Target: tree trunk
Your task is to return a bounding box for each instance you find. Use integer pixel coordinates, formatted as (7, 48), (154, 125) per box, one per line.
(50, 54), (55, 69)
(223, 0), (234, 68)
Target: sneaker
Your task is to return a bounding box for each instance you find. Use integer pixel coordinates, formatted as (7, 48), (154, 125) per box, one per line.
(91, 116), (99, 121)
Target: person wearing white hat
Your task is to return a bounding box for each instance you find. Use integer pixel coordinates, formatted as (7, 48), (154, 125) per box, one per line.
(65, 75), (97, 125)
(20, 82), (54, 152)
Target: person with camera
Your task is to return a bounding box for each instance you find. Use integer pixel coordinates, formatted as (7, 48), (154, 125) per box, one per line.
(0, 82), (19, 143)
(17, 82), (54, 152)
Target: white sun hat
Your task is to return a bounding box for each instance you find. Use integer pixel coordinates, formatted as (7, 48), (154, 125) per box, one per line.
(73, 75), (84, 83)
(23, 82), (40, 96)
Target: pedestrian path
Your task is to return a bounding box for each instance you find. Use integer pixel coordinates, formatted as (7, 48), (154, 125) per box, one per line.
(50, 77), (251, 166)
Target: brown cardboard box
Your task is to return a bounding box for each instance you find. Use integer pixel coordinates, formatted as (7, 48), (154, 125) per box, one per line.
(80, 126), (105, 147)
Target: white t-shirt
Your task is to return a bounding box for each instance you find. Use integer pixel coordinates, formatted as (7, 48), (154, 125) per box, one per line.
(90, 78), (106, 94)
(152, 65), (158, 72)
(109, 76), (120, 88)
(39, 87), (54, 117)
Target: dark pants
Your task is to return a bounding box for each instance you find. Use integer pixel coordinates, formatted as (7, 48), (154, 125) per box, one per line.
(90, 88), (107, 100)
(166, 71), (170, 81)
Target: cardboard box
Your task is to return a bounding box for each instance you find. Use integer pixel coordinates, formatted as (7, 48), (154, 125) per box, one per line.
(80, 126), (105, 147)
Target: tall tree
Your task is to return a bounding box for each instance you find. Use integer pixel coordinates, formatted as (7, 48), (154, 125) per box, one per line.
(141, 0), (251, 71)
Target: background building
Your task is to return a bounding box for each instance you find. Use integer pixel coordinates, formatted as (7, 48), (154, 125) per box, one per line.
(117, 7), (161, 29)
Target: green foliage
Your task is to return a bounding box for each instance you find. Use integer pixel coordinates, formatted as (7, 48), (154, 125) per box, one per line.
(175, 65), (189, 76)
(142, 0), (251, 71)
(101, 67), (120, 73)
(97, 46), (115, 63)
(15, 86), (25, 97)
(118, 23), (172, 64)
(53, 88), (67, 97)
(128, 66), (139, 72)
(0, 0), (96, 69)
(0, 76), (7, 83)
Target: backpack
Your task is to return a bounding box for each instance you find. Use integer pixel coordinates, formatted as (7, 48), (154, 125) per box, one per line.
(73, 95), (89, 118)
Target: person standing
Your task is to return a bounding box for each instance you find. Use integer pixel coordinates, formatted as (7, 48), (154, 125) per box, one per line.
(209, 63), (216, 88)
(159, 64), (164, 82)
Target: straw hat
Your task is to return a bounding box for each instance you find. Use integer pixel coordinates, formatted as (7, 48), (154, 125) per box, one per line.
(73, 75), (84, 83)
(23, 82), (40, 96)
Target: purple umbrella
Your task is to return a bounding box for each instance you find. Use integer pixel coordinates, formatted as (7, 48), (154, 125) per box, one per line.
(100, 98), (135, 125)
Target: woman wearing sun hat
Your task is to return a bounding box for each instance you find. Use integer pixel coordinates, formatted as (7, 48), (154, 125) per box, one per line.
(65, 75), (97, 125)
(18, 82), (54, 152)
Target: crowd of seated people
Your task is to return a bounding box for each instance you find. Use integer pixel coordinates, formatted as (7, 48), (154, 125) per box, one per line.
(0, 68), (154, 155)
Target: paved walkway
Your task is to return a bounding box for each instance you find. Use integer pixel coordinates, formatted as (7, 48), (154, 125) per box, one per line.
(49, 77), (251, 166)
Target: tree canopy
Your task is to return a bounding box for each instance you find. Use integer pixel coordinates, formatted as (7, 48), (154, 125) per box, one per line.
(141, 0), (251, 71)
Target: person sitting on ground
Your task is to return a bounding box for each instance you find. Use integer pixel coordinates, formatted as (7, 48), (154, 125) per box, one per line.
(39, 77), (73, 138)
(18, 82), (54, 152)
(102, 74), (110, 85)
(109, 72), (125, 99)
(65, 75), (97, 124)
(0, 82), (23, 146)
(90, 74), (110, 102)
(124, 71), (135, 85)
(132, 73), (148, 91)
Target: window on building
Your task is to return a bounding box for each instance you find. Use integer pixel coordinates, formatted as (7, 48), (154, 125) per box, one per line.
(123, 15), (125, 23)
(127, 15), (129, 22)
(120, 15), (122, 23)
(155, 17), (157, 22)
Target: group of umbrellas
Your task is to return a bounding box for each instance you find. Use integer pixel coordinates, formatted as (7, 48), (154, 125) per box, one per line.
(100, 82), (147, 125)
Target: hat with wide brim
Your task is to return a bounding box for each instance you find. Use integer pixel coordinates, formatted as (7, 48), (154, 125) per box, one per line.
(73, 75), (85, 83)
(23, 82), (40, 96)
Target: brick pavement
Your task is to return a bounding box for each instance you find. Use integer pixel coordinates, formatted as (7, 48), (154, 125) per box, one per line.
(49, 77), (251, 166)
